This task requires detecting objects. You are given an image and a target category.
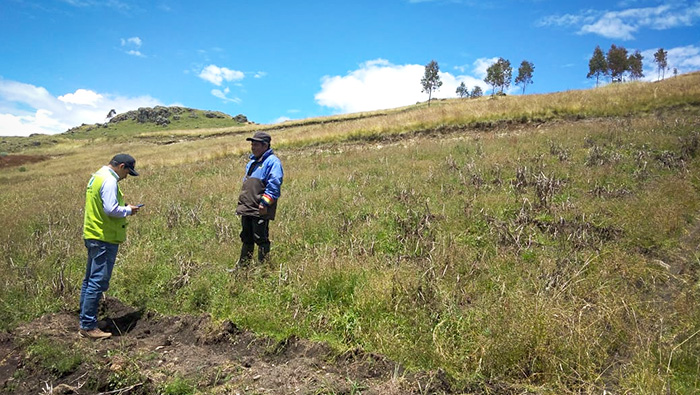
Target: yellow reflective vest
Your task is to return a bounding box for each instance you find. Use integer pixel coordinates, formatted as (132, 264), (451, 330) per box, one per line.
(83, 167), (127, 244)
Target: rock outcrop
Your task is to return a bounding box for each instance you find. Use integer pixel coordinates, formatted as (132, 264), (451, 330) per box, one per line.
(107, 106), (245, 126)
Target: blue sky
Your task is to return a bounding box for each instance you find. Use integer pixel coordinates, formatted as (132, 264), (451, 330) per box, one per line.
(1, 0), (699, 136)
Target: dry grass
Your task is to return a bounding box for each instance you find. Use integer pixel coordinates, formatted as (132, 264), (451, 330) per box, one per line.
(2, 73), (700, 393)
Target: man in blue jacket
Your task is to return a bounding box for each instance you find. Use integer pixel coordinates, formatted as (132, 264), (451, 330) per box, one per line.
(235, 131), (284, 265)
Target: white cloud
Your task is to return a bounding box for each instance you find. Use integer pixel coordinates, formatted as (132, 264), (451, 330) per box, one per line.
(315, 58), (491, 115)
(580, 15), (638, 40)
(58, 89), (103, 106)
(0, 80), (57, 110)
(272, 116), (292, 124)
(537, 13), (591, 28)
(668, 45), (700, 69)
(62, 0), (134, 11)
(540, 3), (700, 40)
(198, 65), (245, 86)
(121, 36), (145, 57)
(472, 57), (499, 79)
(0, 110), (66, 137)
(61, 0), (91, 6)
(0, 78), (161, 136)
(315, 59), (423, 114)
(121, 37), (142, 47)
(641, 45), (700, 80)
(211, 87), (241, 103)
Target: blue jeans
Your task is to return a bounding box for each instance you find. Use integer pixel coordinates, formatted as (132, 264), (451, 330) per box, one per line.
(80, 239), (119, 330)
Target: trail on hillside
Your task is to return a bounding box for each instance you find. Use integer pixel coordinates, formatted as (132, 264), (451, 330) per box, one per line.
(0, 297), (454, 394)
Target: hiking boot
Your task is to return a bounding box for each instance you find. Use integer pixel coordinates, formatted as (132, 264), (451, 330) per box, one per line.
(237, 243), (255, 267)
(79, 328), (112, 340)
(258, 243), (270, 264)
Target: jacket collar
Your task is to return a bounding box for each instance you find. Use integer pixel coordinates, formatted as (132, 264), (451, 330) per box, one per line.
(250, 148), (274, 161)
(102, 165), (120, 181)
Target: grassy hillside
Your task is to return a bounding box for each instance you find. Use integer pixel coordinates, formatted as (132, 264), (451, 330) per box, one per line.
(1, 73), (699, 393)
(0, 106), (248, 154)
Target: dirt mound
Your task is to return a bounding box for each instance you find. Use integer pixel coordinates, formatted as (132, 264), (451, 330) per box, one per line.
(0, 297), (454, 394)
(0, 154), (49, 169)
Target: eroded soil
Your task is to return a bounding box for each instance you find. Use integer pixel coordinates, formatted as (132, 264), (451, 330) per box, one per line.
(0, 297), (453, 394)
(0, 154), (50, 169)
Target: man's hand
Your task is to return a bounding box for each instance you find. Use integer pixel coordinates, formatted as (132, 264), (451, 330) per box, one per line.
(258, 204), (268, 216)
(128, 204), (142, 215)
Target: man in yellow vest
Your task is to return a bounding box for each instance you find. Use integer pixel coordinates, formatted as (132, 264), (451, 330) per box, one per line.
(80, 154), (141, 339)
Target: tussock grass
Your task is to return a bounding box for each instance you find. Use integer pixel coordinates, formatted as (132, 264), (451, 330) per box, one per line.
(1, 73), (700, 393)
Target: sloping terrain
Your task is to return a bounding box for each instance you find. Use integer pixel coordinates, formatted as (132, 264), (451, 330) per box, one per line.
(2, 74), (700, 394)
(0, 154), (50, 169)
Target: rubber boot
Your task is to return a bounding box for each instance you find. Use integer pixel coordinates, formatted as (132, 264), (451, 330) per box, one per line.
(238, 244), (255, 267)
(258, 243), (270, 264)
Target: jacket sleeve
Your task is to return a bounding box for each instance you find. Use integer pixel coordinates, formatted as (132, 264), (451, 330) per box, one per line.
(261, 158), (283, 206)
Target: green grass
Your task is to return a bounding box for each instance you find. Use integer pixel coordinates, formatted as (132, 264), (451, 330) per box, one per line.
(2, 73), (700, 393)
(25, 337), (83, 376)
(63, 106), (248, 140)
(159, 375), (196, 395)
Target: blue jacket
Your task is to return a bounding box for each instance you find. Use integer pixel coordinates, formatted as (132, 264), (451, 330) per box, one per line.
(236, 148), (283, 220)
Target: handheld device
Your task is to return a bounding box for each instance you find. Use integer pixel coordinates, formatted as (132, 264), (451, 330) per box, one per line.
(136, 204), (145, 208)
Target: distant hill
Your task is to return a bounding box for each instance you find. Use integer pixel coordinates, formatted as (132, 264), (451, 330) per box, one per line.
(62, 106), (252, 139)
(105, 106), (249, 126)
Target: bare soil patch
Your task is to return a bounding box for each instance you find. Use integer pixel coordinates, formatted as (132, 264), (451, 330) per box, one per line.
(0, 297), (453, 394)
(0, 154), (50, 169)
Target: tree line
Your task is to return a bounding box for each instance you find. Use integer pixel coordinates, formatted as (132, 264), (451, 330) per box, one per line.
(420, 44), (677, 105)
(587, 45), (673, 87)
(420, 58), (536, 105)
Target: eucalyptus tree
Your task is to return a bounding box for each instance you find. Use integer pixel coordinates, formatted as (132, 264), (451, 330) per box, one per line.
(470, 86), (483, 98)
(421, 60), (443, 106)
(587, 45), (608, 87)
(628, 51), (644, 80)
(456, 82), (469, 98)
(485, 57), (512, 96)
(653, 48), (668, 80)
(485, 61), (502, 96)
(515, 60), (534, 94)
(607, 44), (629, 83)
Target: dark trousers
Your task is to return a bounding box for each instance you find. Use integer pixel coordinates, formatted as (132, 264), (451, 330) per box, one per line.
(240, 216), (270, 263)
(240, 216), (270, 245)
